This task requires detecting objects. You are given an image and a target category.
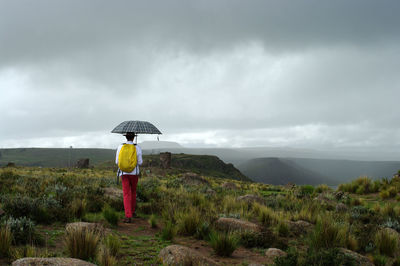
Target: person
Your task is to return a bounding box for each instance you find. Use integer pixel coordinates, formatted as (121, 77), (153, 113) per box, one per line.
(115, 132), (143, 223)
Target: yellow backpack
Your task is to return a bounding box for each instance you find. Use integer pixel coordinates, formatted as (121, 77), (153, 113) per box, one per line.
(118, 144), (137, 172)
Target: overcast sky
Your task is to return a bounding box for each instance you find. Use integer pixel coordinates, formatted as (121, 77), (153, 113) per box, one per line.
(1, 0), (400, 154)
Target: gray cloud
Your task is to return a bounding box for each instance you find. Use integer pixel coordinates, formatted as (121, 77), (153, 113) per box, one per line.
(0, 0), (400, 156)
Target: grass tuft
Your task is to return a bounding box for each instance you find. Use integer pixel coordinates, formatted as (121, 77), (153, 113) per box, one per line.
(209, 231), (239, 257)
(64, 226), (101, 261)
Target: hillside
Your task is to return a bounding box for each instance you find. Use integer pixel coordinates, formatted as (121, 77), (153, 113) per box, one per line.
(0, 148), (115, 167)
(238, 157), (335, 185)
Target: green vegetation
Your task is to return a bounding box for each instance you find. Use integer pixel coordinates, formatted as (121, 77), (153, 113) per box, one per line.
(0, 161), (400, 264)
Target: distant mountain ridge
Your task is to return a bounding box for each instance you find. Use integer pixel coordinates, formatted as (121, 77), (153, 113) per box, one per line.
(238, 157), (335, 185)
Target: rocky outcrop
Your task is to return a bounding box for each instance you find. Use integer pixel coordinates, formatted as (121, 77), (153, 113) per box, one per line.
(159, 245), (219, 266)
(76, 158), (89, 169)
(221, 182), (238, 190)
(12, 258), (96, 266)
(180, 172), (209, 186)
(104, 187), (123, 200)
(160, 152), (172, 169)
(265, 248), (287, 262)
(338, 248), (374, 266)
(65, 222), (105, 236)
(287, 220), (313, 235)
(215, 217), (260, 233)
(236, 194), (265, 205)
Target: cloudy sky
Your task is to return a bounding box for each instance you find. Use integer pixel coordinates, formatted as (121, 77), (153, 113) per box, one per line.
(1, 0), (400, 153)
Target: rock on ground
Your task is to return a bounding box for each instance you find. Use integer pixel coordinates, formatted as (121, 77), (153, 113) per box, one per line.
(236, 194), (265, 205)
(338, 248), (374, 266)
(221, 182), (238, 190)
(286, 220), (313, 236)
(265, 248), (287, 262)
(104, 187), (123, 200)
(159, 245), (219, 266)
(180, 172), (210, 186)
(12, 258), (96, 266)
(65, 222), (105, 236)
(75, 158), (90, 168)
(215, 217), (260, 233)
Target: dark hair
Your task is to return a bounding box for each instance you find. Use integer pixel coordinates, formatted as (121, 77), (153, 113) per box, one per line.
(125, 132), (136, 141)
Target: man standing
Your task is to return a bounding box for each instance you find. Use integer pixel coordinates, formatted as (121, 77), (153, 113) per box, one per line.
(115, 132), (143, 223)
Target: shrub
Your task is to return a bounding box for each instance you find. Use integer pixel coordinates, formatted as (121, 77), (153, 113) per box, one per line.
(277, 221), (289, 237)
(239, 229), (276, 248)
(102, 205), (119, 227)
(6, 217), (36, 245)
(98, 246), (117, 266)
(315, 184), (331, 193)
(0, 226), (12, 258)
(258, 206), (276, 227)
(380, 190), (390, 199)
(303, 248), (355, 266)
(299, 185), (315, 196)
(209, 231), (239, 257)
(372, 254), (388, 266)
(161, 221), (176, 241)
(176, 208), (201, 236)
(148, 214), (157, 228)
(309, 217), (342, 250)
(70, 198), (87, 219)
(388, 186), (397, 197)
(274, 247), (298, 266)
(64, 226), (101, 261)
(374, 229), (399, 256)
(104, 235), (121, 257)
(195, 222), (211, 241)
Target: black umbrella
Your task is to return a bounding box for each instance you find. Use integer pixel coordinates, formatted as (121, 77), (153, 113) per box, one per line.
(111, 120), (162, 135)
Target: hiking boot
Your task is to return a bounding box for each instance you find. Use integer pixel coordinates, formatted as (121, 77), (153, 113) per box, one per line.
(123, 217), (132, 223)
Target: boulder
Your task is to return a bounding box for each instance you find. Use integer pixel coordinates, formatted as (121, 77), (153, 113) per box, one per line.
(160, 152), (172, 169)
(104, 187), (123, 200)
(221, 182), (238, 190)
(180, 172), (209, 186)
(159, 245), (219, 266)
(237, 194), (265, 205)
(65, 222), (105, 236)
(336, 203), (348, 212)
(76, 158), (89, 169)
(215, 217), (260, 233)
(287, 220), (313, 236)
(12, 258), (96, 266)
(338, 248), (374, 266)
(265, 248), (287, 261)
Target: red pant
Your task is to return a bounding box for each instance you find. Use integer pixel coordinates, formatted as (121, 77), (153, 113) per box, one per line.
(121, 174), (139, 218)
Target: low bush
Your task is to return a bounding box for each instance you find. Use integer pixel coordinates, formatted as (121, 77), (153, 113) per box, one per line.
(299, 185), (315, 196)
(195, 222), (211, 241)
(176, 208), (201, 236)
(372, 254), (388, 266)
(98, 246), (117, 266)
(148, 214), (157, 228)
(5, 217), (37, 245)
(274, 247), (298, 266)
(277, 221), (289, 237)
(209, 231), (239, 257)
(104, 235), (121, 257)
(0, 226), (12, 258)
(102, 205), (119, 227)
(161, 221), (176, 241)
(374, 229), (399, 256)
(303, 248), (355, 266)
(315, 184), (331, 193)
(239, 229), (276, 248)
(64, 226), (101, 261)
(309, 217), (342, 250)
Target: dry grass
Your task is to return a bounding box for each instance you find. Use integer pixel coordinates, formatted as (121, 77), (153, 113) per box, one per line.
(64, 226), (101, 261)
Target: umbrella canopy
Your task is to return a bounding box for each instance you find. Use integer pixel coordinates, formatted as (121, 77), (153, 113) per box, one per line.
(111, 120), (162, 135)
